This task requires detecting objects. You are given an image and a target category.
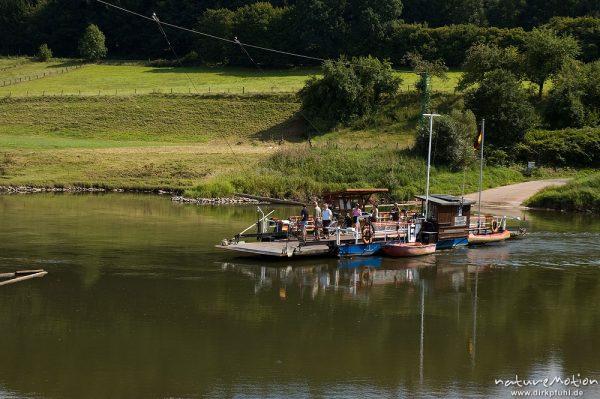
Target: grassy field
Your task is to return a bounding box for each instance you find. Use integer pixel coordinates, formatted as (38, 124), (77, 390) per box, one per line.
(0, 94), (300, 189)
(0, 58), (461, 97)
(0, 95), (301, 145)
(0, 58), (81, 82)
(0, 59), (574, 199)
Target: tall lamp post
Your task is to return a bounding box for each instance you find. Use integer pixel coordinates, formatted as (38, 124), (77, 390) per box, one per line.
(422, 113), (440, 220)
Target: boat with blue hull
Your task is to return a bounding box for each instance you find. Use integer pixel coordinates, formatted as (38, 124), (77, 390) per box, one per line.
(218, 191), (479, 258)
(436, 237), (469, 250)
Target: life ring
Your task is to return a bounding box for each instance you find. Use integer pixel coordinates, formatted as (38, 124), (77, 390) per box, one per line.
(362, 225), (374, 244)
(491, 219), (499, 233)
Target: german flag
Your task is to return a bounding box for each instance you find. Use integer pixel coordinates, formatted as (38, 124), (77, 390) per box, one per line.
(473, 128), (483, 150)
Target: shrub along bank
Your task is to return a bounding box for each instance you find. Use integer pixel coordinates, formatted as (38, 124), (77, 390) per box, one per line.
(525, 173), (600, 212)
(518, 127), (600, 167)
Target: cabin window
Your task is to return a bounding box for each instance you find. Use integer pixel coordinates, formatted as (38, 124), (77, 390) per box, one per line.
(427, 203), (437, 220)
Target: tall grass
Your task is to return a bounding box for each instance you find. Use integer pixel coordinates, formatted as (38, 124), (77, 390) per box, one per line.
(186, 146), (529, 200)
(525, 173), (600, 211)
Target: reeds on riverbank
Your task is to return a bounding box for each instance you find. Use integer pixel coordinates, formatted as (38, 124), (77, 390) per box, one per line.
(525, 173), (600, 212)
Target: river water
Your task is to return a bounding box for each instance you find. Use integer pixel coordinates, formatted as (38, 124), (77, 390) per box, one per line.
(1, 194), (599, 399)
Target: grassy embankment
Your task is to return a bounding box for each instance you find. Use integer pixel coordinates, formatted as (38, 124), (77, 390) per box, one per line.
(524, 173), (600, 212)
(0, 58), (578, 199)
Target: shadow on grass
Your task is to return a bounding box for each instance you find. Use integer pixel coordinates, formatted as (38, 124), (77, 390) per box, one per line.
(46, 60), (85, 69)
(143, 66), (319, 78)
(252, 115), (307, 144)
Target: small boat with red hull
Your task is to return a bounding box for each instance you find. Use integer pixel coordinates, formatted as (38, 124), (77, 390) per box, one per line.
(382, 242), (437, 257)
(468, 215), (511, 245)
(468, 229), (510, 245)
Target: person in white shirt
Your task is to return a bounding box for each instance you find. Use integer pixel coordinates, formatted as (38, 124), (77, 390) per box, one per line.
(322, 203), (332, 236)
(371, 203), (379, 222)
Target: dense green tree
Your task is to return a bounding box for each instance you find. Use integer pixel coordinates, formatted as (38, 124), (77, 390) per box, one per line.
(465, 69), (537, 149)
(415, 110), (478, 170)
(458, 43), (521, 90)
(36, 43), (52, 61)
(544, 60), (587, 128)
(195, 8), (235, 64)
(545, 17), (600, 62)
(523, 27), (580, 98)
(0, 0), (598, 64)
(485, 0), (526, 28)
(229, 2), (287, 66)
(298, 56), (401, 129)
(284, 0), (349, 59)
(78, 24), (108, 61)
(344, 0), (404, 55)
(545, 60), (600, 128)
(0, 0), (34, 54)
(386, 24), (437, 66)
(583, 60), (600, 125)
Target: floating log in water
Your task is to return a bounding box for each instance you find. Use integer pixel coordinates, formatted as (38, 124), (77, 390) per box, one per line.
(0, 270), (47, 286)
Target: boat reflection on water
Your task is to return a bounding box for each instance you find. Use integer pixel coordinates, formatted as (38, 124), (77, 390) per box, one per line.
(219, 257), (494, 384)
(219, 253), (496, 302)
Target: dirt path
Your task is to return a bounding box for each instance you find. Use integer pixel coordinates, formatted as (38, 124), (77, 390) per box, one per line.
(464, 179), (571, 209)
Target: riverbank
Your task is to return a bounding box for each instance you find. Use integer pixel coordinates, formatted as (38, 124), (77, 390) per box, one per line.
(0, 63), (593, 203)
(524, 173), (600, 212)
(464, 179), (572, 208)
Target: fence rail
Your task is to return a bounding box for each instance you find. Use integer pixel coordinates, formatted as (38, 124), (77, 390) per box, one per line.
(1, 64), (84, 87)
(0, 85), (450, 98)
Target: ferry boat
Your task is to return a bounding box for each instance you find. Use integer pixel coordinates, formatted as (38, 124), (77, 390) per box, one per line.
(218, 188), (423, 258)
(415, 194), (476, 250)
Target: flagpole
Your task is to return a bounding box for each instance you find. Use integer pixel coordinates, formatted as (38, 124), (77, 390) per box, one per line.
(477, 118), (485, 233)
(423, 113), (440, 220)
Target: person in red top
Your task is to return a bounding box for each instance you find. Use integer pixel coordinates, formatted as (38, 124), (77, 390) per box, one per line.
(352, 203), (362, 229)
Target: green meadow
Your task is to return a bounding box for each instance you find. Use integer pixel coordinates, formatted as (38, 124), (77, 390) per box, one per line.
(0, 59), (460, 97)
(0, 58), (572, 199)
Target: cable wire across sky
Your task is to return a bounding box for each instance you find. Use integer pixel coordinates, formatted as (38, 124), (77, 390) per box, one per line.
(95, 0), (328, 64)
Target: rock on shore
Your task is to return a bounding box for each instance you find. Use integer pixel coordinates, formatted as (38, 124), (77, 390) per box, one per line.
(170, 196), (260, 205)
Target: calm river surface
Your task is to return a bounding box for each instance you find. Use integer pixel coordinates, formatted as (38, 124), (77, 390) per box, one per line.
(1, 194), (599, 399)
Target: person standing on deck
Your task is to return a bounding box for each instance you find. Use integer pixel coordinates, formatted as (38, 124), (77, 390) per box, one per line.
(371, 203), (379, 223)
(313, 201), (322, 239)
(391, 203), (400, 233)
(391, 203), (400, 222)
(352, 203), (362, 230)
(322, 203), (332, 237)
(300, 204), (309, 241)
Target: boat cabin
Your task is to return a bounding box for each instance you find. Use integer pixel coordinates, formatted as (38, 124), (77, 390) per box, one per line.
(323, 188), (389, 216)
(415, 194), (476, 249)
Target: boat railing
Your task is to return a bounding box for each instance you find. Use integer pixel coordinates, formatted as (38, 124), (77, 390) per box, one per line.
(236, 207), (276, 240)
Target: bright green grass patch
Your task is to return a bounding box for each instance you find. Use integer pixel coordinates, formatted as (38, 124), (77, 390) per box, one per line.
(0, 94), (301, 145)
(0, 60), (463, 97)
(524, 172), (600, 212)
(186, 146), (533, 200)
(0, 63), (319, 96)
(0, 58), (80, 82)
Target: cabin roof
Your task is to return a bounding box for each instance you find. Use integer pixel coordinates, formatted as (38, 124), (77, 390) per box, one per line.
(414, 194), (476, 206)
(324, 188), (388, 199)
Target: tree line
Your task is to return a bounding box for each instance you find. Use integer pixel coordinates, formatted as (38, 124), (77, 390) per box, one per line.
(298, 26), (599, 170)
(1, 0), (599, 67)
